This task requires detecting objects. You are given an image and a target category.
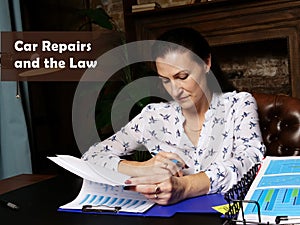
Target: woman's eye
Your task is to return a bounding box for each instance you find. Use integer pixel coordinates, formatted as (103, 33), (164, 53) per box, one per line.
(160, 77), (170, 83)
(178, 73), (189, 80)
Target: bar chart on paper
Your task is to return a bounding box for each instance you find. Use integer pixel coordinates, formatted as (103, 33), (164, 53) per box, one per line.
(59, 180), (155, 213)
(245, 188), (300, 216)
(245, 158), (300, 217)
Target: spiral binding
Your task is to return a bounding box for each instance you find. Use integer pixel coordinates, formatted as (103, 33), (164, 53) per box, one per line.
(223, 163), (261, 224)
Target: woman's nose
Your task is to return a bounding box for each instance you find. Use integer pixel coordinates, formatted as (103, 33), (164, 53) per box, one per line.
(170, 81), (182, 97)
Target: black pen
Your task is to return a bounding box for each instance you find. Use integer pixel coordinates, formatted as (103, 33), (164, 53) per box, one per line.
(0, 199), (20, 210)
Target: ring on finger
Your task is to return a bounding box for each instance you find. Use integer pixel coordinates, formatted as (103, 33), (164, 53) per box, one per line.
(154, 193), (158, 199)
(154, 184), (161, 194)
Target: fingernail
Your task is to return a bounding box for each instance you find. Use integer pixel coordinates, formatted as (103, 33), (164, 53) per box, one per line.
(124, 180), (132, 184)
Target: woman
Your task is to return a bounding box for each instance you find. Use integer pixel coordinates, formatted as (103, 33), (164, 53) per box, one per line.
(82, 27), (265, 205)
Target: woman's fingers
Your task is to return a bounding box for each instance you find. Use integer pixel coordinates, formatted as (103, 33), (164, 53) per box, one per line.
(126, 181), (168, 202)
(125, 176), (182, 206)
(126, 173), (170, 186)
(128, 183), (161, 194)
(155, 152), (186, 168)
(132, 152), (185, 176)
(153, 152), (187, 176)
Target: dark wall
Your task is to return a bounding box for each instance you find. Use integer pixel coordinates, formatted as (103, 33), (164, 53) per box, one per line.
(19, 0), (88, 173)
(20, 0), (89, 31)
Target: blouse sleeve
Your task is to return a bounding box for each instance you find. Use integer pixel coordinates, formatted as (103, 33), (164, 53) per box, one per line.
(205, 92), (266, 194)
(81, 105), (153, 171)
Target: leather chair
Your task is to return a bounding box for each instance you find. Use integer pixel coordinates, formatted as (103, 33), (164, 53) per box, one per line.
(252, 92), (300, 156)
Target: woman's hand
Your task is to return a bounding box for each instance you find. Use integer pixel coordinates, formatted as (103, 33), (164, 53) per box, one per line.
(125, 175), (186, 205)
(118, 152), (186, 177)
(125, 172), (211, 205)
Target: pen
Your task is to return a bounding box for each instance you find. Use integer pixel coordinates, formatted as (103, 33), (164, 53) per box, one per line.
(151, 152), (184, 168)
(0, 199), (20, 210)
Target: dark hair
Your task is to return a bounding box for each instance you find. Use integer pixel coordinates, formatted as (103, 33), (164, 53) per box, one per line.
(152, 27), (235, 93)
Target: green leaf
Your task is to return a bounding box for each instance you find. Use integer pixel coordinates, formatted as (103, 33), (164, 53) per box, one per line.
(79, 8), (113, 30)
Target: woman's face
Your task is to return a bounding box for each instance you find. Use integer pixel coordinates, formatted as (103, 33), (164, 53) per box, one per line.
(155, 51), (211, 111)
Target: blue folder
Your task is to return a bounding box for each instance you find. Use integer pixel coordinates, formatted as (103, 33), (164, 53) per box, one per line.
(59, 193), (226, 217)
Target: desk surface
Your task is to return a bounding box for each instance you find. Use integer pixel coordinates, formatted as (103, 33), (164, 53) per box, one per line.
(0, 174), (225, 225)
(0, 174), (55, 195)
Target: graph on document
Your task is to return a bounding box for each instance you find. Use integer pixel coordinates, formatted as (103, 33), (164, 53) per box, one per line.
(258, 174), (300, 187)
(245, 188), (300, 216)
(60, 180), (154, 213)
(265, 159), (300, 175)
(78, 192), (149, 210)
(245, 158), (300, 216)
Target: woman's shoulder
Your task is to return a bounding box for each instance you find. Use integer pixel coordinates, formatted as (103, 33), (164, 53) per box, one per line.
(222, 91), (256, 102)
(142, 101), (179, 111)
(220, 91), (257, 109)
(141, 101), (179, 113)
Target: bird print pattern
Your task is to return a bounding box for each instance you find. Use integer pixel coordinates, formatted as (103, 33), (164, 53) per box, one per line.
(82, 91), (265, 194)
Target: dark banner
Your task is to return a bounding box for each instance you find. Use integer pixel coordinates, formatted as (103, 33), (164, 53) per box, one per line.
(1, 31), (122, 81)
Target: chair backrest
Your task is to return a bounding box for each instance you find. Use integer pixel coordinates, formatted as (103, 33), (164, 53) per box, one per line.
(252, 92), (300, 156)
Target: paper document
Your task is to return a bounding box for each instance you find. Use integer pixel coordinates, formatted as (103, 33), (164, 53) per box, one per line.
(48, 155), (155, 213)
(48, 155), (130, 185)
(238, 156), (300, 224)
(60, 179), (154, 213)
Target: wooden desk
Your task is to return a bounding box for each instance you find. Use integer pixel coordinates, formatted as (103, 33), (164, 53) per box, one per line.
(0, 174), (55, 195)
(0, 174), (224, 225)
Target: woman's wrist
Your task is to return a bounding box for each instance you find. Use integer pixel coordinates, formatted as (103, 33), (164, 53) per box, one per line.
(180, 172), (210, 199)
(118, 160), (146, 176)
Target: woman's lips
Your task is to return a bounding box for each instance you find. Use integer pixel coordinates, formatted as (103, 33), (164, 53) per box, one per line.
(177, 96), (189, 101)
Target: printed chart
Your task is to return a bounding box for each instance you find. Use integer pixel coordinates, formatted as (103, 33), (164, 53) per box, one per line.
(79, 193), (149, 210)
(245, 188), (300, 216)
(265, 159), (300, 175)
(244, 158), (300, 217)
(59, 180), (154, 213)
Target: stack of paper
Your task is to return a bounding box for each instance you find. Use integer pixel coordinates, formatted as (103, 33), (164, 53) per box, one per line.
(48, 155), (155, 213)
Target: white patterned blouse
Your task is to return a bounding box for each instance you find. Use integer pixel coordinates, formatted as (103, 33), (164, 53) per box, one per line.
(82, 91), (265, 194)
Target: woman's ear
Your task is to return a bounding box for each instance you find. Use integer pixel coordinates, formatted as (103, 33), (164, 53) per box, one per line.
(205, 54), (212, 73)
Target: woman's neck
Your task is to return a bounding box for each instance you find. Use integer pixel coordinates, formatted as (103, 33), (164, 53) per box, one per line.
(181, 94), (211, 147)
(182, 92), (212, 123)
